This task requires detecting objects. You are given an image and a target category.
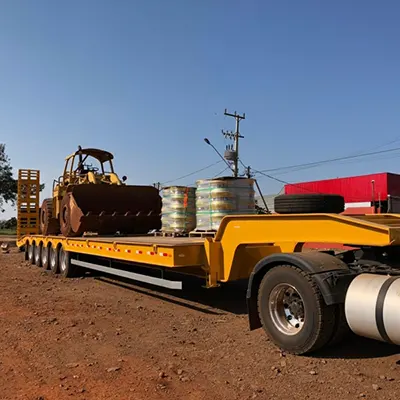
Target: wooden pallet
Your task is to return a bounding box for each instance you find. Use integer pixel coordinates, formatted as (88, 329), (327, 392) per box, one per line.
(188, 229), (216, 238)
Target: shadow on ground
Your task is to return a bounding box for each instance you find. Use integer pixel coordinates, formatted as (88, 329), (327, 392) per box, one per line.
(81, 260), (400, 361)
(315, 332), (400, 360)
(91, 268), (249, 316)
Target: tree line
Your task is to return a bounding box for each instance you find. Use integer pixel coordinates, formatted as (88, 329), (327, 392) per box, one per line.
(0, 217), (17, 230)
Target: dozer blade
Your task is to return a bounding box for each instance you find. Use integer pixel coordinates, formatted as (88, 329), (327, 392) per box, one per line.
(64, 184), (161, 236)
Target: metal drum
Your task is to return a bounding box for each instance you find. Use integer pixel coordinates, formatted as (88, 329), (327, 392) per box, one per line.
(195, 177), (256, 231)
(161, 186), (196, 234)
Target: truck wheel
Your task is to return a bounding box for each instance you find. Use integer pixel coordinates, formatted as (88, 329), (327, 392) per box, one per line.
(27, 243), (35, 264)
(59, 247), (76, 278)
(257, 265), (336, 355)
(34, 243), (42, 267)
(49, 245), (59, 274)
(274, 194), (345, 214)
(41, 244), (50, 271)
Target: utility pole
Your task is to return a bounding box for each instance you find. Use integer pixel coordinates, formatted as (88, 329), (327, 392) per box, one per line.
(222, 109), (245, 177)
(244, 165), (270, 214)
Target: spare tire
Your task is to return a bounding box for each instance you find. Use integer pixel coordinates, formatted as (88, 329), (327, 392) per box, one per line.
(274, 194), (345, 214)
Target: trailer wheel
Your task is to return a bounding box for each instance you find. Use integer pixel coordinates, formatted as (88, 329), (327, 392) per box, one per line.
(24, 242), (29, 261)
(59, 247), (76, 278)
(49, 245), (59, 274)
(28, 243), (35, 264)
(257, 265), (336, 355)
(274, 194), (345, 214)
(34, 243), (42, 267)
(41, 244), (50, 271)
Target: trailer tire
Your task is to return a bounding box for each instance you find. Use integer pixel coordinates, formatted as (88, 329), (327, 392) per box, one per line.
(24, 243), (29, 261)
(34, 243), (42, 267)
(274, 194), (345, 214)
(59, 247), (77, 278)
(28, 243), (35, 264)
(41, 244), (50, 271)
(257, 265), (336, 355)
(49, 245), (60, 274)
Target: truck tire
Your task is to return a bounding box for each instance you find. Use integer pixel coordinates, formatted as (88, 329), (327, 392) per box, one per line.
(41, 244), (50, 271)
(257, 265), (336, 355)
(28, 243), (35, 264)
(59, 247), (77, 278)
(49, 245), (60, 274)
(34, 243), (42, 267)
(274, 194), (345, 214)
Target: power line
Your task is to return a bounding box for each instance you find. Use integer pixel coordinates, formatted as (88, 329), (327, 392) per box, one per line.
(160, 160), (223, 186)
(213, 166), (231, 178)
(239, 158), (328, 196)
(269, 152), (400, 177)
(258, 146), (400, 175)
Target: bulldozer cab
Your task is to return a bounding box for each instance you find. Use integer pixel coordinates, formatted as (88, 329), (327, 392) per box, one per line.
(61, 147), (125, 187)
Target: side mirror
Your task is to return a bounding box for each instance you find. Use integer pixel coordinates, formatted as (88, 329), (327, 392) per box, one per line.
(122, 176), (127, 182)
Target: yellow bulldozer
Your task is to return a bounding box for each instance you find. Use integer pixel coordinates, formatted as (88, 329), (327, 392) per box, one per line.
(40, 146), (161, 237)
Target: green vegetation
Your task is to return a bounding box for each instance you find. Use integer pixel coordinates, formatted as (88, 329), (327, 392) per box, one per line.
(0, 217), (17, 235)
(0, 143), (44, 213)
(0, 229), (16, 236)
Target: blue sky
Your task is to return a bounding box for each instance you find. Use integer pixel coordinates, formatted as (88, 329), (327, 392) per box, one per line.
(1, 0), (400, 217)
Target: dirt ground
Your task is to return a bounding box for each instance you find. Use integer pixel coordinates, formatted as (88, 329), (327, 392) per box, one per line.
(0, 247), (399, 400)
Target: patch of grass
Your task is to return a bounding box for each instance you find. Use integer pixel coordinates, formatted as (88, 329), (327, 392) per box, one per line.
(0, 229), (16, 236)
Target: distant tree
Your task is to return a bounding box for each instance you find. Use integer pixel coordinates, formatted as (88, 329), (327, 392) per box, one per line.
(0, 144), (16, 212)
(0, 144), (45, 212)
(4, 217), (17, 229)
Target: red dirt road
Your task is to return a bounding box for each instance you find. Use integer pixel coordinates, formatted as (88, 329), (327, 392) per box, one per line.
(0, 249), (399, 400)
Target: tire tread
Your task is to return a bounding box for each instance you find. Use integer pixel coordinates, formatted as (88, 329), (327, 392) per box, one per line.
(257, 265), (336, 355)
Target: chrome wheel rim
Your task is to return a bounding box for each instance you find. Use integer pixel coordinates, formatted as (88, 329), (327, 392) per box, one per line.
(28, 245), (34, 260)
(59, 249), (66, 272)
(35, 246), (41, 263)
(269, 283), (305, 335)
(42, 247), (48, 265)
(50, 247), (56, 268)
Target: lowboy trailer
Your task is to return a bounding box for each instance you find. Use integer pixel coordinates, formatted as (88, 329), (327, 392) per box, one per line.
(16, 170), (400, 355)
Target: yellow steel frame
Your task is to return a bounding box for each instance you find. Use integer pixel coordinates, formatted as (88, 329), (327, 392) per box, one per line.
(16, 168), (400, 286)
(209, 213), (400, 283)
(17, 169), (40, 239)
(17, 212), (400, 286)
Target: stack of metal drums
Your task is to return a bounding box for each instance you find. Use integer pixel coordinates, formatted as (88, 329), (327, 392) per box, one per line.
(161, 186), (196, 234)
(195, 177), (256, 231)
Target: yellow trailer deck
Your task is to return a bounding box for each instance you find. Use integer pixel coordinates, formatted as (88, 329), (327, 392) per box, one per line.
(14, 169), (400, 356)
(17, 212), (400, 282)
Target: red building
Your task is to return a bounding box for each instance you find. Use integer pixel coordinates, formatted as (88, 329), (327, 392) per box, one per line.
(284, 172), (400, 213)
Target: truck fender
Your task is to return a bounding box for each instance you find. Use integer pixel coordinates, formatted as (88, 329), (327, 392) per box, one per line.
(246, 251), (354, 331)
